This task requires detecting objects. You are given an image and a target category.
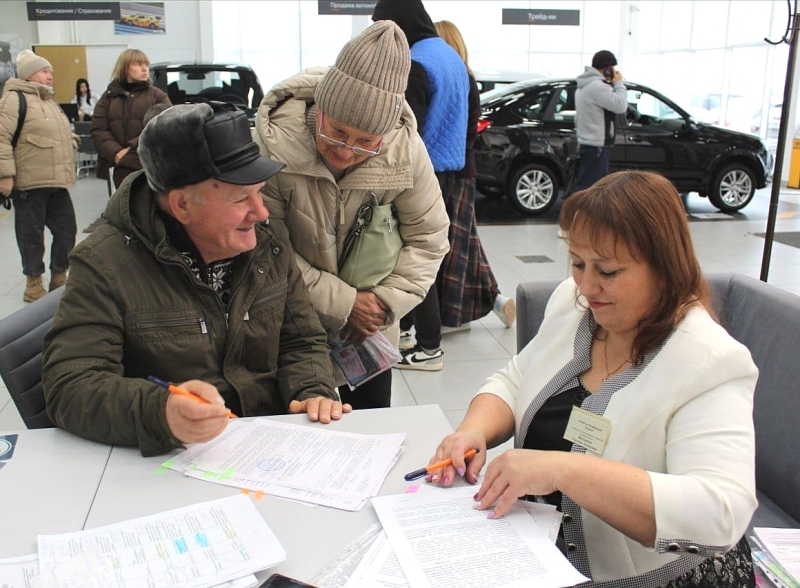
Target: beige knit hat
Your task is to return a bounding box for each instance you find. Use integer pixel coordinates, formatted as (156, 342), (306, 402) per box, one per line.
(16, 49), (52, 81)
(315, 20), (410, 136)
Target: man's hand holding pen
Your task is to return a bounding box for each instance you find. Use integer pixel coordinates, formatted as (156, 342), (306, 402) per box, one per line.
(163, 379), (231, 444)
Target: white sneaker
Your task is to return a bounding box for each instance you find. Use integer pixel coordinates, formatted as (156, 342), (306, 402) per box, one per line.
(441, 323), (471, 334)
(493, 294), (516, 328)
(399, 329), (415, 351)
(394, 345), (444, 371)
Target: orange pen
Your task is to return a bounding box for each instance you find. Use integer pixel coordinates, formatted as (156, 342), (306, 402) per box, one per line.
(147, 376), (237, 419)
(404, 448), (479, 481)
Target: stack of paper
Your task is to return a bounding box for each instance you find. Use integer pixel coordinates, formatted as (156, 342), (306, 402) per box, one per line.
(164, 418), (405, 511)
(751, 528), (800, 588)
(0, 495), (283, 588)
(341, 486), (566, 588)
(356, 486), (588, 588)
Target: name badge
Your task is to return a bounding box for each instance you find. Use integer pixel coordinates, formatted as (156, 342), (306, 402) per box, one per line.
(564, 406), (612, 455)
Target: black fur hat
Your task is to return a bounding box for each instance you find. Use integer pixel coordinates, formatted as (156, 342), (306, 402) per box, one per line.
(138, 103), (284, 193)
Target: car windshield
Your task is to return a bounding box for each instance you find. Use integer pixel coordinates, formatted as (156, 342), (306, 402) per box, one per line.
(151, 66), (264, 116)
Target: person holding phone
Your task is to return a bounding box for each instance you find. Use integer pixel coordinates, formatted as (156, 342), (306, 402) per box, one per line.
(573, 50), (627, 192)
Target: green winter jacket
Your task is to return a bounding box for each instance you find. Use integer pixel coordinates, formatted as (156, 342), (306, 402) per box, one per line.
(42, 171), (337, 456)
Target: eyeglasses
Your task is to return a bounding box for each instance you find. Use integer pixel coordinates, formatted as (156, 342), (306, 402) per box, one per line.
(317, 112), (383, 156)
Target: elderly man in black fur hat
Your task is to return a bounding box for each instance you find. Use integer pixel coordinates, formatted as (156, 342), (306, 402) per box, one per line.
(42, 102), (349, 457)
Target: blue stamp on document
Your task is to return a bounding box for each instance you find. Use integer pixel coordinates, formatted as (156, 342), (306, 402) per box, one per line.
(258, 457), (286, 472)
(0, 434), (18, 461)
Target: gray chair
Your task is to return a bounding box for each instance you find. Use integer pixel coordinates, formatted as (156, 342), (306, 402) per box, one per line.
(0, 288), (63, 429)
(73, 122), (97, 179)
(515, 273), (800, 530)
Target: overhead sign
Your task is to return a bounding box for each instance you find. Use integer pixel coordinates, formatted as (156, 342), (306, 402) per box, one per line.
(318, 1), (377, 15)
(502, 9), (580, 26)
(27, 2), (120, 21)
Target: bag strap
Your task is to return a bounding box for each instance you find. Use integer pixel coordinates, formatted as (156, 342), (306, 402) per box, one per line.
(11, 90), (27, 149)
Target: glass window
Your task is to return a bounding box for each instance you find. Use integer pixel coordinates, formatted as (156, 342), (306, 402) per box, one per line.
(628, 89), (682, 122)
(638, 2), (662, 54)
(549, 87), (576, 122)
(518, 90), (552, 120)
(691, 1), (728, 49)
(728, 0), (772, 44)
(659, 1), (692, 50)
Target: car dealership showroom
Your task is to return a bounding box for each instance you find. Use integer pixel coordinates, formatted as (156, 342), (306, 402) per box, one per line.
(1, 1), (800, 585)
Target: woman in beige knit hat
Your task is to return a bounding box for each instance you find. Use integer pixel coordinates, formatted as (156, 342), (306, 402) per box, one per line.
(254, 20), (450, 410)
(0, 49), (78, 302)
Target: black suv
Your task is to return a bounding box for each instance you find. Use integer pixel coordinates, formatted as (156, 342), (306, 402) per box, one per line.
(475, 78), (773, 215)
(150, 63), (264, 126)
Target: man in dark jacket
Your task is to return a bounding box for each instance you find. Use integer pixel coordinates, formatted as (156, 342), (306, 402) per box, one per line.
(372, 0), (470, 372)
(43, 103), (349, 457)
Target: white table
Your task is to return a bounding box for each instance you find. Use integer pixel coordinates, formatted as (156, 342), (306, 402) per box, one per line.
(0, 428), (112, 557)
(1, 405), (453, 583)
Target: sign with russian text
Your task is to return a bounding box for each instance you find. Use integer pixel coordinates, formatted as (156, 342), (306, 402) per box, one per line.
(502, 8), (580, 26)
(27, 2), (120, 21)
(318, 1), (377, 15)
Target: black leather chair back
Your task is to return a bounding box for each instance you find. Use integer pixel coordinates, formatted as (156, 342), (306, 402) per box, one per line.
(0, 288), (63, 429)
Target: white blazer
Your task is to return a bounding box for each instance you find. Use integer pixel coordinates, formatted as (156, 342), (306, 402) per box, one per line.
(479, 278), (758, 583)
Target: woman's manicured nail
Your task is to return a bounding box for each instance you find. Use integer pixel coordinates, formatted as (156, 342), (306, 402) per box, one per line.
(457, 467), (466, 477)
(443, 475), (451, 485)
(473, 492), (480, 500)
(487, 512), (495, 520)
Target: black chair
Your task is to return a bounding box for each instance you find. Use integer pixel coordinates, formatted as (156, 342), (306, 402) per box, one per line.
(0, 288), (63, 429)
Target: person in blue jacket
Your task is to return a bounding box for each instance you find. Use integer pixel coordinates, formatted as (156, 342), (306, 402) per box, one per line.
(373, 0), (470, 372)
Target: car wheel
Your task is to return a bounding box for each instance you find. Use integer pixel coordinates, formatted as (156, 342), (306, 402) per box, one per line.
(709, 164), (756, 212)
(149, 23), (156, 29)
(507, 163), (559, 215)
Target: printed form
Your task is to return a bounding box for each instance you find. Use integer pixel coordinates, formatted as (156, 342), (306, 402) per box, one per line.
(0, 554), (38, 588)
(170, 419), (405, 511)
(371, 486), (588, 588)
(35, 495), (284, 588)
(346, 487), (564, 588)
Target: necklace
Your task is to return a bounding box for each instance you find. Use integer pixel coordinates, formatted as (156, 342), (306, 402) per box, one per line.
(602, 336), (630, 381)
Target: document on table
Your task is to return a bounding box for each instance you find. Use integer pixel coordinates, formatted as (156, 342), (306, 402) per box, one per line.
(163, 418), (251, 473)
(36, 494), (285, 588)
(346, 487), (564, 588)
(171, 418), (405, 511)
(752, 527), (800, 584)
(0, 553), (38, 588)
(371, 486), (588, 588)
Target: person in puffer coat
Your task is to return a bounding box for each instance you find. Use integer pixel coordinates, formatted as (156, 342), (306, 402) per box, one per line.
(91, 48), (171, 188)
(254, 21), (449, 410)
(0, 49), (78, 302)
